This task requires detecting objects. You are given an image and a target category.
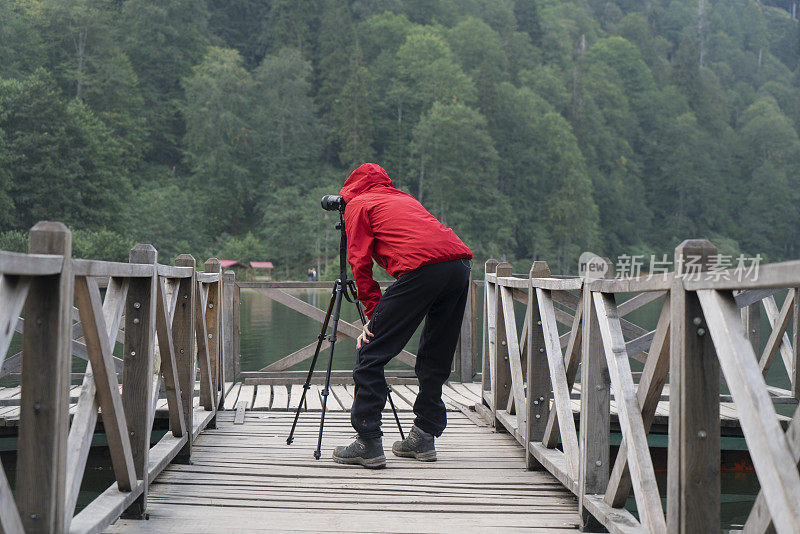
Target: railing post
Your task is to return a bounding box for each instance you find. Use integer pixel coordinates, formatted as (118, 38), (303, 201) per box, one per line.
(121, 244), (158, 519)
(526, 261), (550, 469)
(492, 263), (513, 428)
(578, 278), (610, 530)
(16, 221), (72, 533)
(470, 281), (478, 382)
(481, 259), (498, 408)
(222, 271), (236, 384)
(667, 239), (720, 533)
(234, 277), (241, 381)
(174, 254), (196, 463)
(792, 290), (799, 399)
(204, 258), (223, 410)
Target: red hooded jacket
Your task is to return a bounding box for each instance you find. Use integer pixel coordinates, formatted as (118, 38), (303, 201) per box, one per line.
(340, 163), (472, 319)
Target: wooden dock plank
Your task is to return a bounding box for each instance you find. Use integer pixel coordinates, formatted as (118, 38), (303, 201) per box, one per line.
(252, 385), (270, 411)
(106, 410), (582, 533)
(449, 382), (480, 404)
(222, 382), (241, 411)
(288, 384), (305, 411)
(331, 385), (353, 411)
(237, 384), (255, 409)
(305, 385), (323, 411)
(271, 385), (288, 411)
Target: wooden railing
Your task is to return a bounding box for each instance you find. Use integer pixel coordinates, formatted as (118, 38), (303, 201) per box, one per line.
(0, 221), (235, 534)
(481, 239), (800, 533)
(237, 278), (480, 384)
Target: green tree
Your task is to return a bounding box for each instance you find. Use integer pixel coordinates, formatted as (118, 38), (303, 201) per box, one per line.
(182, 47), (254, 235)
(251, 47), (323, 188)
(409, 102), (511, 259)
(0, 2), (45, 79)
(0, 70), (131, 232)
(332, 41), (377, 168)
(120, 0), (210, 166)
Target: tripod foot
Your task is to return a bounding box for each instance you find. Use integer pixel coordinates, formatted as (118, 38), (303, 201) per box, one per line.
(313, 450), (321, 460)
(286, 437), (294, 445)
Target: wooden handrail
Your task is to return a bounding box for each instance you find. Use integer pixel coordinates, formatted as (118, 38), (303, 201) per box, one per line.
(0, 250), (64, 276)
(481, 242), (800, 533)
(0, 221), (234, 534)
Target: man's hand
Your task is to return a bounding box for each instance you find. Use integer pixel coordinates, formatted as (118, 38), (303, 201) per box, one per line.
(356, 321), (374, 350)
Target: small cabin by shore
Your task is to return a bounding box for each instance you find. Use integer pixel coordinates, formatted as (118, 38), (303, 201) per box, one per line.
(249, 260), (274, 281)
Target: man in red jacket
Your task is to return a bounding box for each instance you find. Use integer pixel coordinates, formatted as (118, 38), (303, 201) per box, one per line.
(332, 163), (472, 469)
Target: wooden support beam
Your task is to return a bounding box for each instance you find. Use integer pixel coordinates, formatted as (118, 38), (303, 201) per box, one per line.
(121, 244), (157, 519)
(667, 239), (720, 534)
(578, 283), (610, 530)
(16, 222), (72, 533)
(536, 287), (579, 480)
(204, 258), (223, 410)
(743, 405), (800, 533)
(482, 259), (498, 409)
(500, 286), (526, 432)
(605, 295), (671, 507)
(195, 281), (215, 411)
(155, 276), (186, 437)
(0, 275), (29, 369)
(222, 271), (236, 383)
(74, 277), (136, 492)
(699, 289), (800, 534)
(543, 293), (583, 449)
(593, 293), (666, 532)
(794, 288), (800, 399)
(761, 293), (795, 379)
(233, 276), (241, 381)
(492, 263), (512, 427)
(173, 255), (196, 463)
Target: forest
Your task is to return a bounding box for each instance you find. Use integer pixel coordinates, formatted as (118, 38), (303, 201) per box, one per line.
(1, 0), (799, 277)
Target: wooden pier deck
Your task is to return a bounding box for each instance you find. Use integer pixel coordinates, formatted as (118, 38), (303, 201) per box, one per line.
(106, 406), (582, 533)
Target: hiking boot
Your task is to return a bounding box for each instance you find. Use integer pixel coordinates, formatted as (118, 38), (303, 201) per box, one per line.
(392, 425), (437, 461)
(332, 436), (386, 468)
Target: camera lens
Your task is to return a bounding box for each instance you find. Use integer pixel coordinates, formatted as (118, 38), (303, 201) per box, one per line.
(321, 195), (345, 211)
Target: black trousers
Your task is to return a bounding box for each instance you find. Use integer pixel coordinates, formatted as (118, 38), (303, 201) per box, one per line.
(351, 258), (471, 439)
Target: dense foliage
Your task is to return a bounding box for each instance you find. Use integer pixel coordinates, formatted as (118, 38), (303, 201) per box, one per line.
(1, 0), (799, 275)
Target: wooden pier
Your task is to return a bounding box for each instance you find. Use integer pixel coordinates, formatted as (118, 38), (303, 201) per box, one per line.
(105, 410), (581, 534)
(2, 223), (800, 533)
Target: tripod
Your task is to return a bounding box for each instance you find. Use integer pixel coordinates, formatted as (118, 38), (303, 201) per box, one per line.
(287, 209), (405, 459)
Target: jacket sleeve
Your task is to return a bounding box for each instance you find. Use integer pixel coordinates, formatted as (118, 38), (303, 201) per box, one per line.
(344, 202), (381, 319)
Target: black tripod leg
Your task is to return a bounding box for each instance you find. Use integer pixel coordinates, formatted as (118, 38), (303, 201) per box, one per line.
(316, 283), (343, 460)
(386, 389), (405, 440)
(287, 287), (336, 445)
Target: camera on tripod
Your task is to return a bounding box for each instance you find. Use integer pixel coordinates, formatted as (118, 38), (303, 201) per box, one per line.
(321, 195), (345, 212)
(287, 192), (404, 458)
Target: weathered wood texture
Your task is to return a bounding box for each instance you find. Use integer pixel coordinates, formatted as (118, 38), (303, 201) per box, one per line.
(16, 222), (73, 533)
(492, 263), (513, 427)
(204, 259), (223, 409)
(667, 239), (720, 534)
(577, 283), (610, 530)
(173, 255), (197, 463)
(106, 411), (581, 534)
(481, 259), (498, 408)
(121, 244), (158, 519)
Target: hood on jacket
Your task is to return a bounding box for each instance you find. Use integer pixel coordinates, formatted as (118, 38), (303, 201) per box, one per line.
(340, 163), (393, 203)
